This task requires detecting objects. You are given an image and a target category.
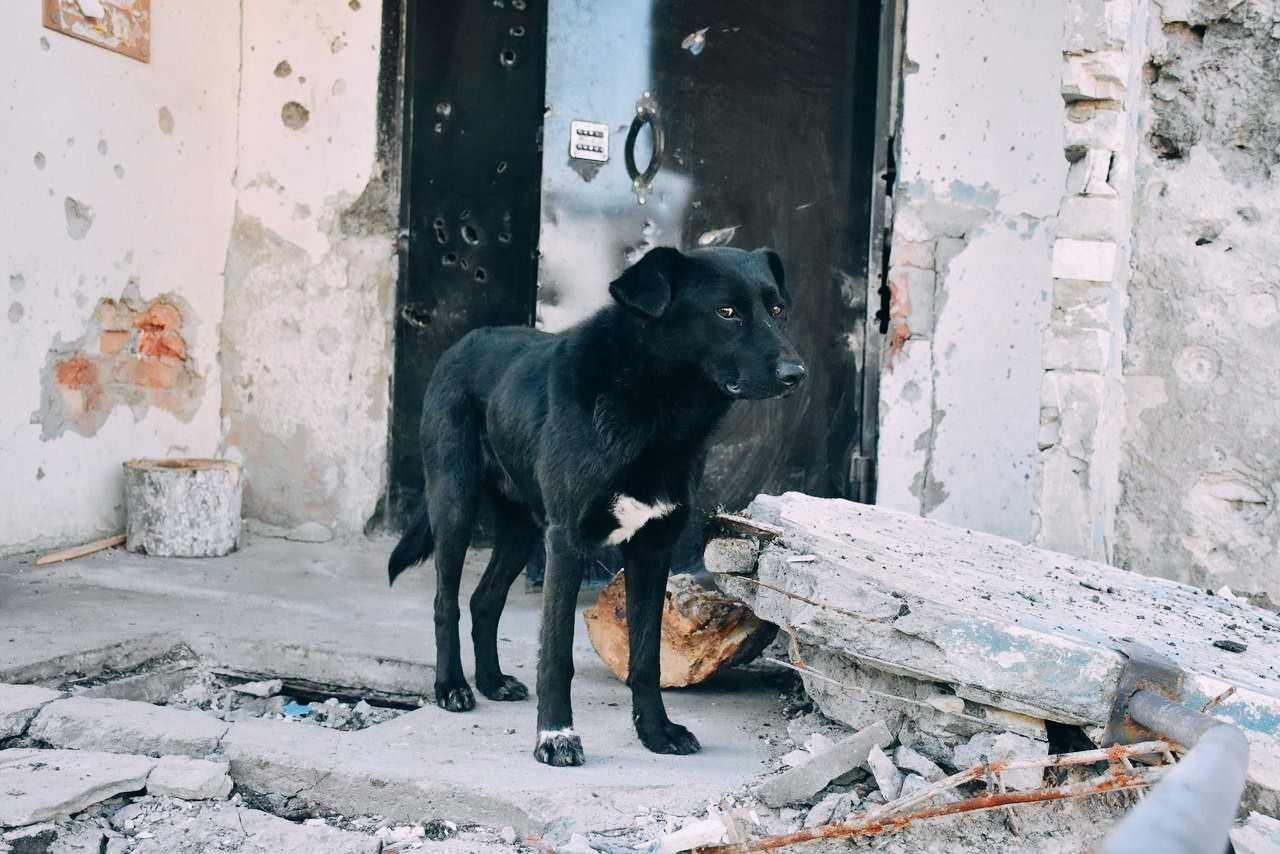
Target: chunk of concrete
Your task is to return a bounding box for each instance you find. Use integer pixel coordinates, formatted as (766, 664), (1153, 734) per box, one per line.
(952, 731), (1048, 791)
(898, 773), (930, 799)
(147, 756), (233, 800)
(28, 697), (226, 758)
(206, 805), (379, 853)
(756, 721), (893, 807)
(0, 683), (64, 739)
(865, 744), (905, 800)
(230, 679), (282, 698)
(0, 749), (155, 828)
(1231, 811), (1280, 854)
(894, 744), (945, 781)
(659, 818), (728, 854)
(803, 791), (860, 828)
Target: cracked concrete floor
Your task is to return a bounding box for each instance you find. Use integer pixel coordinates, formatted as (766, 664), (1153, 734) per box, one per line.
(0, 532), (786, 832)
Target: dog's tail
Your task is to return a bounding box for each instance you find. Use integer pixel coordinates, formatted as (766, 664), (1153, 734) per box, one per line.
(388, 500), (434, 586)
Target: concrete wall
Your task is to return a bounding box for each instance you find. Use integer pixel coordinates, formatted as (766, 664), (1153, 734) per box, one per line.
(877, 0), (1067, 542)
(1115, 0), (1280, 599)
(1, 3), (239, 552)
(1, 1), (396, 553)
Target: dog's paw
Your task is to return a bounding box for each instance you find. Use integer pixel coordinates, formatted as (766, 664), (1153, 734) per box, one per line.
(478, 674), (528, 702)
(434, 680), (476, 712)
(638, 719), (701, 755)
(533, 729), (585, 767)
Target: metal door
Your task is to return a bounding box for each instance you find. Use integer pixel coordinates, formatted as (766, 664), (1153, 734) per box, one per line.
(534, 0), (886, 573)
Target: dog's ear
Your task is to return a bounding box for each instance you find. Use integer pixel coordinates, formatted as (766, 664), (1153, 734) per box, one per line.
(757, 248), (790, 301)
(609, 246), (682, 319)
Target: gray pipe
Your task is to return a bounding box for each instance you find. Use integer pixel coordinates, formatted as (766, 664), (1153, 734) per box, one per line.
(1102, 689), (1250, 854)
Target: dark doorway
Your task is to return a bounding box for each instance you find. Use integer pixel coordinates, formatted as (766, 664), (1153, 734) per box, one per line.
(389, 1), (891, 578)
(387, 0), (550, 524)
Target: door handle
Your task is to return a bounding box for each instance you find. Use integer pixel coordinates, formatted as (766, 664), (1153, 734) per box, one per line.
(625, 92), (664, 202)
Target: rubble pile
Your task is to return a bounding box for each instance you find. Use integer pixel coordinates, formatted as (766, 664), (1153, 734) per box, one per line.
(166, 674), (407, 731)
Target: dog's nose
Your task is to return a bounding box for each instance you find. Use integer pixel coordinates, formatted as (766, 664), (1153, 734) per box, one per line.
(776, 360), (807, 388)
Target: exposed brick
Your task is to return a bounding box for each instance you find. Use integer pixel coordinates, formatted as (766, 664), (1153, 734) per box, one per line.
(133, 301), (181, 333)
(55, 355), (98, 390)
(890, 237), (936, 270)
(138, 330), (186, 360)
(99, 330), (130, 355)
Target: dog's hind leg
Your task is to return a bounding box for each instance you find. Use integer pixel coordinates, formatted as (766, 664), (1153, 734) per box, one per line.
(470, 498), (537, 701)
(423, 398), (483, 713)
(533, 524), (586, 766)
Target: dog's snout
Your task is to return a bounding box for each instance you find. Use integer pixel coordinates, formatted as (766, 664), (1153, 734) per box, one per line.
(776, 360), (807, 388)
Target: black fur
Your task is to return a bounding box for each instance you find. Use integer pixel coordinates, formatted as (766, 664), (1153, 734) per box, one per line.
(388, 246), (804, 765)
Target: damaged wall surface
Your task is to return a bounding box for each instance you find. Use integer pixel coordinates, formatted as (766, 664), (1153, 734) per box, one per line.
(219, 1), (396, 534)
(1, 1), (397, 553)
(1115, 0), (1280, 599)
(0, 4), (238, 552)
(877, 0), (1067, 541)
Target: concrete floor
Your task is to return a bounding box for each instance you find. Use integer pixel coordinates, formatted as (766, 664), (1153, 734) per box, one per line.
(0, 532), (786, 832)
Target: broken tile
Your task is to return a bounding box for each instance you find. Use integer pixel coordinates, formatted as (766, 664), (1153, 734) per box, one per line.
(865, 744), (905, 800)
(756, 721), (892, 807)
(0, 683), (64, 739)
(0, 748), (155, 828)
(147, 756), (233, 801)
(28, 697), (226, 758)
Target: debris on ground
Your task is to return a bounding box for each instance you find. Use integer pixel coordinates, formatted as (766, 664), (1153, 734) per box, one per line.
(755, 720), (891, 807)
(584, 573), (775, 687)
(166, 671), (405, 730)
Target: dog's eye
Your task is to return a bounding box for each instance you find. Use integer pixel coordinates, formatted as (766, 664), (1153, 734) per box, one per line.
(769, 305), (785, 318)
(716, 307), (737, 319)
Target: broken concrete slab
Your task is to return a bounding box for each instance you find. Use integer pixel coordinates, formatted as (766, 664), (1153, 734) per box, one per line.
(0, 749), (154, 828)
(0, 683), (63, 739)
(710, 493), (1280, 735)
(28, 697), (227, 758)
(146, 756), (232, 800)
(865, 744), (905, 799)
(952, 731), (1048, 791)
(756, 720), (892, 807)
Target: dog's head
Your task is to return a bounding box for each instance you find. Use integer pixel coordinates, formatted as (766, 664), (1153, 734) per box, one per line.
(609, 246), (805, 399)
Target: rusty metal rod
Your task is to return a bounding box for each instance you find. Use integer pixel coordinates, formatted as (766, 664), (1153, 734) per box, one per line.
(1100, 690), (1250, 854)
(691, 765), (1168, 853)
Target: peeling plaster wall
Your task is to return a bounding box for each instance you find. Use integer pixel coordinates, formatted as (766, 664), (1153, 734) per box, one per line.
(1, 2), (396, 553)
(219, 1), (396, 534)
(0, 5), (238, 553)
(877, 0), (1067, 541)
(1116, 0), (1280, 599)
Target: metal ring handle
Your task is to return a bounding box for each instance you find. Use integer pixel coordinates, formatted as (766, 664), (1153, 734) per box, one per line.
(624, 93), (665, 194)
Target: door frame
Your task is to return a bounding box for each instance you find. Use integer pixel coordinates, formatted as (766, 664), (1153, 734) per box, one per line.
(377, 0), (902, 528)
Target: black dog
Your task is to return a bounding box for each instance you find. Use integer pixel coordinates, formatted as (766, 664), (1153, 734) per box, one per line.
(388, 245), (805, 766)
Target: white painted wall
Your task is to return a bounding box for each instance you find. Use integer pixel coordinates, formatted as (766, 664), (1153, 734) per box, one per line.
(877, 0), (1067, 542)
(0, 3), (239, 552)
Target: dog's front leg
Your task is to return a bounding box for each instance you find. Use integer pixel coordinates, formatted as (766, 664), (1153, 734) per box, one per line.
(623, 541), (701, 755)
(533, 524), (586, 766)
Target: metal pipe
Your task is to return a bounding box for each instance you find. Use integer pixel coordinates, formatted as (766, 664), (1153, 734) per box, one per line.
(1102, 689), (1250, 854)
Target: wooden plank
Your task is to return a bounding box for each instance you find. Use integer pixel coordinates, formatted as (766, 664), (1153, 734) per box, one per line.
(35, 533), (126, 566)
(43, 0), (151, 63)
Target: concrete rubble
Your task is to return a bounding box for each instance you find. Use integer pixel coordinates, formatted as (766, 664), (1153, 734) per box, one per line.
(708, 492), (1280, 816)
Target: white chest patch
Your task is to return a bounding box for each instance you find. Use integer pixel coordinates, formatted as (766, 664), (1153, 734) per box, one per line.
(606, 495), (678, 545)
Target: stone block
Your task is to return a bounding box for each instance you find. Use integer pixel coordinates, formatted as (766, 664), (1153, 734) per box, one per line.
(1065, 149), (1118, 198)
(1043, 326), (1111, 372)
(1066, 104), (1126, 150)
(952, 731), (1048, 790)
(1064, 0), (1109, 51)
(148, 756), (233, 800)
(1059, 195), (1123, 240)
(0, 749), (155, 828)
(1052, 239), (1118, 282)
(756, 720), (893, 807)
(0, 684), (64, 740)
(1063, 52), (1127, 103)
(28, 697), (227, 758)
